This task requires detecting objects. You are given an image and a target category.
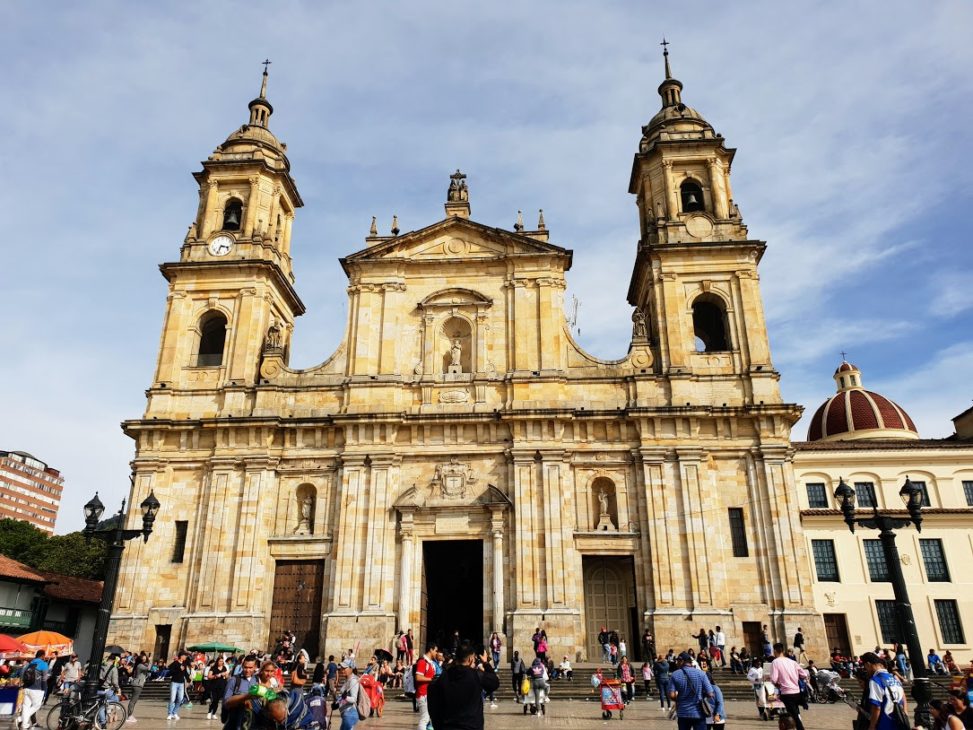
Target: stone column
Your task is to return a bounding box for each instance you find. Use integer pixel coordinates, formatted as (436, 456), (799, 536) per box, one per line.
(708, 159), (729, 219)
(398, 514), (415, 631)
(662, 161), (677, 219)
(203, 180), (219, 237)
(244, 177), (260, 237)
(491, 509), (504, 633)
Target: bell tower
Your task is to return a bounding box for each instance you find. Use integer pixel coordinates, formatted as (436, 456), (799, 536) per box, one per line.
(146, 63), (305, 416)
(627, 44), (779, 407)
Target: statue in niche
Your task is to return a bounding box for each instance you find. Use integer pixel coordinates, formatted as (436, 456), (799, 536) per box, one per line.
(595, 485), (617, 532)
(447, 338), (463, 374)
(295, 495), (313, 535)
(264, 319), (283, 352)
(631, 308), (647, 339)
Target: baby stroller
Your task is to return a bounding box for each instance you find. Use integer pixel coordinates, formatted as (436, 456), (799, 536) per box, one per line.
(813, 670), (846, 704)
(599, 678), (625, 720)
(756, 680), (786, 721)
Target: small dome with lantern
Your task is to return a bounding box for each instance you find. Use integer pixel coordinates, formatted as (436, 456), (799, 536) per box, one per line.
(806, 360), (919, 441)
(639, 43), (716, 152)
(209, 66), (291, 172)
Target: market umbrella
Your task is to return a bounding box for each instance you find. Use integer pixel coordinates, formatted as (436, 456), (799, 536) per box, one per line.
(17, 630), (73, 653)
(373, 649), (393, 663)
(186, 642), (243, 653)
(104, 645), (126, 655)
(0, 635), (28, 654)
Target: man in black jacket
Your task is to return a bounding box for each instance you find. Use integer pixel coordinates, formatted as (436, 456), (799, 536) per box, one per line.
(428, 643), (499, 730)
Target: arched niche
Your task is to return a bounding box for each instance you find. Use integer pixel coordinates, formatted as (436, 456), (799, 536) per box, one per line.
(294, 483), (316, 535)
(440, 316), (473, 374)
(591, 476), (618, 531)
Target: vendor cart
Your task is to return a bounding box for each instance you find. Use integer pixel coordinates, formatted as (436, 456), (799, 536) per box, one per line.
(599, 678), (624, 720)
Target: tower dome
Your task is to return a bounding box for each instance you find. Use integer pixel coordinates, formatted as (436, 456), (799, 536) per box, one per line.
(210, 64), (290, 171)
(806, 361), (918, 441)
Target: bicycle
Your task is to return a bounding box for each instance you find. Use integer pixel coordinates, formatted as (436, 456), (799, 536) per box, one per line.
(46, 691), (127, 730)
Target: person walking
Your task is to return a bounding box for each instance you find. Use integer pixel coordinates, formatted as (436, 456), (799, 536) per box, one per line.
(794, 628), (810, 665)
(598, 627), (611, 664)
(862, 651), (907, 730)
(618, 656), (635, 704)
(19, 650), (48, 730)
(221, 656), (259, 730)
(127, 652), (151, 723)
(761, 625), (773, 658)
(205, 656), (229, 720)
(427, 643), (499, 730)
(415, 642), (439, 730)
(667, 652), (715, 730)
(654, 655), (672, 709)
(770, 643), (809, 730)
(510, 650), (526, 702)
(706, 681), (725, 730)
(489, 633), (502, 666)
(335, 659), (361, 730)
(166, 651), (191, 721)
(714, 627), (727, 668)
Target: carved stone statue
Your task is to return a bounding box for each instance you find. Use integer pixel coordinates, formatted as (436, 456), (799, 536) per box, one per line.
(458, 179), (469, 202)
(295, 495), (313, 535)
(447, 170), (468, 203)
(448, 177), (459, 201)
(595, 486), (616, 532)
(450, 339), (462, 367)
(264, 320), (283, 352)
(631, 308), (647, 339)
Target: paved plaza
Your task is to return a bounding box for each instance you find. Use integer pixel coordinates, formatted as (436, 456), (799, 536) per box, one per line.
(39, 697), (858, 730)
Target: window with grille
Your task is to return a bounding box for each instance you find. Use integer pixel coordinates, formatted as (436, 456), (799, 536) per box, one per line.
(864, 540), (890, 582)
(806, 483), (828, 508)
(812, 540), (840, 581)
(935, 600), (965, 644)
(728, 508), (749, 557)
(875, 600), (900, 644)
(172, 520), (188, 563)
(963, 481), (973, 507)
(912, 480), (931, 507)
(854, 482), (877, 508)
(920, 539), (950, 582)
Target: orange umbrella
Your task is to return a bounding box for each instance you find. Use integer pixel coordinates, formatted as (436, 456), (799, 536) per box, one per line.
(17, 630), (73, 653)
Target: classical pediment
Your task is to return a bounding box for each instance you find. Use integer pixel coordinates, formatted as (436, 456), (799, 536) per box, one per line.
(341, 216), (571, 273)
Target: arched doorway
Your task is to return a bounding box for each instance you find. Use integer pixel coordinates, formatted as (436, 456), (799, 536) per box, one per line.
(582, 555), (639, 661)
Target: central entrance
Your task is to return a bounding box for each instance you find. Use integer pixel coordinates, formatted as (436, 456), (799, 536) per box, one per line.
(421, 539), (483, 650)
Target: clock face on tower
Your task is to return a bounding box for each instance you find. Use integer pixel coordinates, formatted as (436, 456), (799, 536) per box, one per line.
(208, 235), (234, 257)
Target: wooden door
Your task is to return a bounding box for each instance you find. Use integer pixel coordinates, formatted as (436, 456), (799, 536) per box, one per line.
(583, 556), (636, 662)
(742, 621), (763, 657)
(269, 560), (324, 658)
(154, 625), (171, 662)
(824, 613), (851, 656)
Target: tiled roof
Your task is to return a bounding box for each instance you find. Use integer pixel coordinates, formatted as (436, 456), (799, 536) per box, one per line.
(807, 389), (918, 441)
(40, 572), (103, 605)
(0, 554), (47, 584)
(794, 438), (973, 451)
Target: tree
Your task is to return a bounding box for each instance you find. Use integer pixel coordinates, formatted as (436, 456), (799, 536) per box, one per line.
(0, 518), (106, 580)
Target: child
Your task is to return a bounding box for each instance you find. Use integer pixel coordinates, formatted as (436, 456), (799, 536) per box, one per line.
(640, 661), (653, 699)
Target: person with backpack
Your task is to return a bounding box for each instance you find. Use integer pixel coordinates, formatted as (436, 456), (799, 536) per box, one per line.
(19, 650), (48, 730)
(222, 656), (260, 729)
(334, 659), (362, 730)
(770, 643), (809, 730)
(667, 652), (715, 730)
(99, 654), (122, 727)
(428, 643), (498, 730)
(862, 652), (908, 730)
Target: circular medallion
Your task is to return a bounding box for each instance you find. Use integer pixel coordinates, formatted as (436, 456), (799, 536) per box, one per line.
(685, 215), (713, 239)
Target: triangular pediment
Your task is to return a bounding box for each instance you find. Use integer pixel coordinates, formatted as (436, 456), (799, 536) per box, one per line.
(341, 216), (571, 272)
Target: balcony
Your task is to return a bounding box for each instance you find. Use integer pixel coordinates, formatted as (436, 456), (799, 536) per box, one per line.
(0, 606), (33, 629)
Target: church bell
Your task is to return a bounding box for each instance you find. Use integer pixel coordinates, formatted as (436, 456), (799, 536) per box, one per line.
(223, 207), (241, 229)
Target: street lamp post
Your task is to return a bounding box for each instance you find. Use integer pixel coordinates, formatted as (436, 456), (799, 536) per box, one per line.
(833, 476), (932, 729)
(81, 490), (161, 701)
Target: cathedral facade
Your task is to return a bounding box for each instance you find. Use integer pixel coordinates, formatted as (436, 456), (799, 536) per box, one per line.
(108, 56), (826, 662)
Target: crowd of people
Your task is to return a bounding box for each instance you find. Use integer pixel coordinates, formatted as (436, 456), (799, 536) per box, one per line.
(5, 621), (973, 730)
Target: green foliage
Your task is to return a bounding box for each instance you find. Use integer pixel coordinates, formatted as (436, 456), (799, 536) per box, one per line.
(0, 518), (106, 580)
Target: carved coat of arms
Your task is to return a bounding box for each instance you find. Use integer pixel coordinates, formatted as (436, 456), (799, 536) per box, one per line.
(433, 457), (476, 499)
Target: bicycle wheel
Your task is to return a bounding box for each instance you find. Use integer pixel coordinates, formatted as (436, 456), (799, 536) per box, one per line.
(95, 701), (127, 730)
(46, 704), (74, 730)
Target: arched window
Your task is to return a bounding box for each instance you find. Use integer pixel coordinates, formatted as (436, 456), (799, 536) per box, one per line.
(197, 312), (227, 366)
(692, 295), (730, 352)
(680, 180), (705, 213)
(222, 199), (243, 231)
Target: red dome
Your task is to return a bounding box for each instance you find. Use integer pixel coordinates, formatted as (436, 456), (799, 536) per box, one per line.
(807, 389), (918, 441)
(835, 361), (857, 374)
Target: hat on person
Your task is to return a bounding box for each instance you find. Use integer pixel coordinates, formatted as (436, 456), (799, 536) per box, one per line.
(678, 651), (693, 662)
(340, 658), (355, 669)
(860, 652), (883, 665)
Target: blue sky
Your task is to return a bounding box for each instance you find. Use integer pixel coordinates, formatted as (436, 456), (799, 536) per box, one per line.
(1, 2), (971, 533)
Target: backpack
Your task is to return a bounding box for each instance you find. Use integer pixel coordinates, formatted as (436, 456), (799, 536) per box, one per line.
(21, 663), (37, 687)
(531, 663), (544, 678)
(307, 686), (328, 730)
(397, 635), (408, 652)
(221, 676), (244, 725)
(355, 680), (371, 721)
